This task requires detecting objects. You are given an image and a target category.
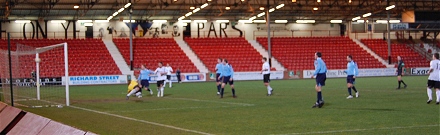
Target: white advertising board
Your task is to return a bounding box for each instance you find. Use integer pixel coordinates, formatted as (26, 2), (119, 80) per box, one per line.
(148, 73), (206, 83)
(62, 75), (128, 85)
(303, 68), (397, 78)
(232, 71), (284, 81)
(411, 67), (430, 75)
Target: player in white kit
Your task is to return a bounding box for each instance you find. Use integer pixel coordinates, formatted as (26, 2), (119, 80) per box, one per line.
(164, 63), (173, 88)
(155, 62), (167, 97)
(427, 53), (440, 105)
(261, 57), (273, 96)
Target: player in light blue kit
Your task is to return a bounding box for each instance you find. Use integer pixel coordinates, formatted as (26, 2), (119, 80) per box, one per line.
(344, 55), (359, 99)
(215, 58), (223, 95)
(218, 59), (236, 98)
(311, 52), (327, 108)
(138, 64), (154, 95)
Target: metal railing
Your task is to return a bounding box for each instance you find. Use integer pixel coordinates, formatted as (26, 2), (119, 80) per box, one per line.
(407, 43), (431, 60)
(0, 31), (105, 39)
(253, 30), (341, 39)
(350, 31), (425, 40)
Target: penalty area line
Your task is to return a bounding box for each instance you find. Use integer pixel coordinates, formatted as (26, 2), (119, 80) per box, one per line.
(0, 92), (213, 135)
(272, 124), (439, 135)
(69, 105), (213, 135)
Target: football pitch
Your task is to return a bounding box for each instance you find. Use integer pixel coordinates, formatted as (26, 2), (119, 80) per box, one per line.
(5, 76), (440, 135)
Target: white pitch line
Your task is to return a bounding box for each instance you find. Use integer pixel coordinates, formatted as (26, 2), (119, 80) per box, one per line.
(0, 92), (213, 135)
(272, 124), (439, 135)
(106, 105), (238, 112)
(163, 97), (255, 106)
(69, 105), (213, 135)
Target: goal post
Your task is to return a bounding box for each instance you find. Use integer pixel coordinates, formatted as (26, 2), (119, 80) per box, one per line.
(34, 42), (69, 106)
(0, 42), (69, 107)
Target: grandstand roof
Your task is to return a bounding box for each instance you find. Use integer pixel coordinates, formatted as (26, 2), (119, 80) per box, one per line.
(1, 0), (439, 22)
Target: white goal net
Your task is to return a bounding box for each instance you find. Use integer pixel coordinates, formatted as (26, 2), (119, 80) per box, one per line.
(0, 42), (69, 107)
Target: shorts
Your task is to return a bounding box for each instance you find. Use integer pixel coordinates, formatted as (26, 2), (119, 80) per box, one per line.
(435, 81), (440, 89)
(157, 80), (165, 87)
(167, 75), (171, 80)
(140, 80), (150, 88)
(397, 71), (403, 76)
(221, 76), (234, 85)
(263, 74), (270, 83)
(215, 73), (221, 82)
(347, 75), (355, 84)
(315, 73), (326, 86)
(427, 80), (439, 89)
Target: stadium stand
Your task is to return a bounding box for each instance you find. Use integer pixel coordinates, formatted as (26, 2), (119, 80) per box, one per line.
(361, 39), (429, 68)
(113, 38), (199, 73)
(0, 39), (121, 78)
(185, 37), (263, 72)
(256, 37), (385, 70)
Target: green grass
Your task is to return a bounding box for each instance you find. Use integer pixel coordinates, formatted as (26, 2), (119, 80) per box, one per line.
(3, 76), (439, 135)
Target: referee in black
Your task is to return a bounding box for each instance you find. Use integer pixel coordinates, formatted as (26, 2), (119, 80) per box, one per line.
(396, 56), (407, 89)
(31, 70), (37, 87)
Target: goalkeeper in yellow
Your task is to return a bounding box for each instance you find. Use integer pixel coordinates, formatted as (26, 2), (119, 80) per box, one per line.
(126, 77), (142, 100)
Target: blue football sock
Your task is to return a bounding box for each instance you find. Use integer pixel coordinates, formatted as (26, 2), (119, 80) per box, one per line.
(348, 88), (352, 95)
(352, 86), (358, 92)
(317, 92), (322, 102)
(232, 89), (235, 96)
(217, 84), (221, 92)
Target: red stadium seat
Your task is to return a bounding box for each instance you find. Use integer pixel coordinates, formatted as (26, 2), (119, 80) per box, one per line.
(361, 39), (429, 68)
(185, 37), (263, 72)
(0, 39), (121, 77)
(113, 38), (198, 73)
(257, 37), (386, 70)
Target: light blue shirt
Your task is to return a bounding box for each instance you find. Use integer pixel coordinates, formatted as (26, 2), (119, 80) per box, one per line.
(215, 63), (222, 73)
(219, 64), (234, 78)
(138, 69), (153, 81)
(314, 58), (327, 75)
(345, 61), (359, 76)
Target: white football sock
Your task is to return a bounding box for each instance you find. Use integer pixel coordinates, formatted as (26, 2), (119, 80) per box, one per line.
(160, 87), (164, 97)
(169, 81), (172, 87)
(127, 89), (137, 96)
(267, 86), (272, 94)
(436, 90), (440, 102)
(267, 85), (272, 90)
(157, 88), (160, 97)
(427, 88), (432, 100)
(164, 81), (167, 86)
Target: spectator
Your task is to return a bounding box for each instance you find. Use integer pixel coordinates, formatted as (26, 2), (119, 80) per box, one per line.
(176, 68), (181, 83)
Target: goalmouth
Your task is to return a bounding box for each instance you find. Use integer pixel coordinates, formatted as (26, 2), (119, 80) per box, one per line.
(0, 42), (70, 107)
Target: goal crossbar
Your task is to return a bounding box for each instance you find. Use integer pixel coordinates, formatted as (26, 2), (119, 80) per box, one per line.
(0, 42), (70, 107)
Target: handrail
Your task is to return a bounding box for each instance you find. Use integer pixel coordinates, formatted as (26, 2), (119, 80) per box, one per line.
(407, 43), (431, 61)
(253, 30), (341, 40)
(351, 31), (424, 40)
(1, 31), (103, 39)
